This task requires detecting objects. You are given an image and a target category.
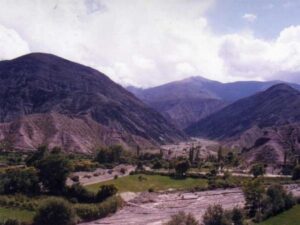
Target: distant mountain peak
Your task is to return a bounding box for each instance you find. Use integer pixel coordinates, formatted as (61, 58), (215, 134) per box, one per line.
(15, 52), (65, 62)
(179, 76), (216, 83)
(265, 83), (298, 93)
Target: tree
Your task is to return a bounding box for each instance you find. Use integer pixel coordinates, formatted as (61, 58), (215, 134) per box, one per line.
(152, 159), (163, 169)
(36, 154), (72, 194)
(26, 145), (48, 167)
(231, 207), (244, 225)
(262, 184), (295, 218)
(189, 147), (195, 164)
(292, 165), (300, 180)
(217, 147), (223, 163)
(0, 167), (40, 195)
(96, 184), (118, 202)
(250, 164), (265, 178)
(203, 204), (231, 225)
(175, 159), (190, 177)
(33, 198), (76, 225)
(95, 145), (124, 164)
(164, 211), (199, 225)
(65, 183), (96, 203)
(242, 179), (264, 218)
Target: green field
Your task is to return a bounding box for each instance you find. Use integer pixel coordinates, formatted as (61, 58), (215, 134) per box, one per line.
(258, 205), (300, 225)
(0, 207), (34, 222)
(86, 174), (208, 192)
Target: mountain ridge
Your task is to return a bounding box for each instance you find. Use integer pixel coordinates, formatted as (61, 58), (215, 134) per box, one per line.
(127, 76), (300, 129)
(0, 53), (185, 152)
(186, 83), (300, 139)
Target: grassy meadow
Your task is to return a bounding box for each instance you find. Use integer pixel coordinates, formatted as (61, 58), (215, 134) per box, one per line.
(86, 174), (208, 193)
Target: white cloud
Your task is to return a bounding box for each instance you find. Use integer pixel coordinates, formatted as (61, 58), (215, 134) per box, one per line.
(0, 0), (300, 86)
(0, 24), (30, 60)
(218, 25), (300, 82)
(243, 13), (257, 22)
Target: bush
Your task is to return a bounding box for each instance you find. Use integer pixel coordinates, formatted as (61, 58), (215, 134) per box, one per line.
(25, 145), (48, 167)
(203, 204), (231, 225)
(0, 219), (21, 225)
(0, 167), (40, 195)
(120, 167), (127, 174)
(70, 175), (80, 183)
(36, 154), (72, 194)
(95, 145), (124, 164)
(96, 184), (118, 202)
(75, 196), (123, 221)
(175, 159), (190, 177)
(242, 179), (265, 218)
(164, 211), (199, 225)
(72, 160), (99, 172)
(292, 165), (300, 180)
(33, 198), (76, 225)
(65, 184), (96, 203)
(230, 207), (245, 225)
(0, 195), (39, 211)
(261, 184), (296, 219)
(208, 178), (235, 189)
(250, 163), (265, 178)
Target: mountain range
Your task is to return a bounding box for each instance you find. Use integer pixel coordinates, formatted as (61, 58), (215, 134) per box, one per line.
(186, 84), (300, 165)
(128, 77), (300, 129)
(0, 53), (185, 152)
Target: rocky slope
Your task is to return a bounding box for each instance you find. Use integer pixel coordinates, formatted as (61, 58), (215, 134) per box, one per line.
(226, 123), (300, 165)
(0, 53), (185, 152)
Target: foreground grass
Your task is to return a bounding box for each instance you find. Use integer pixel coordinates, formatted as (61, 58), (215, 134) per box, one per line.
(0, 207), (34, 222)
(87, 174), (208, 192)
(258, 205), (300, 225)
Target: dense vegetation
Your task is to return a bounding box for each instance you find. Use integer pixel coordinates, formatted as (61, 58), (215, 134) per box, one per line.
(0, 146), (123, 224)
(0, 143), (300, 224)
(243, 179), (296, 223)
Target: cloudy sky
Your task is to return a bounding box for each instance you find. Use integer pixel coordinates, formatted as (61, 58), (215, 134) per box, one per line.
(1, 0), (300, 87)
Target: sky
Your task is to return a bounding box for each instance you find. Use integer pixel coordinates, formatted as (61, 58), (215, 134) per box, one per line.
(0, 0), (300, 87)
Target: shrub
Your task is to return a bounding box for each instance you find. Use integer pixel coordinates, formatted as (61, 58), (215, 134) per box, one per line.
(175, 159), (190, 177)
(203, 204), (231, 225)
(72, 160), (99, 172)
(75, 196), (123, 221)
(230, 207), (245, 225)
(120, 167), (127, 174)
(70, 175), (80, 183)
(65, 184), (96, 203)
(25, 145), (48, 167)
(0, 219), (21, 225)
(261, 184), (296, 219)
(96, 184), (118, 202)
(36, 154), (72, 194)
(164, 211), (199, 225)
(95, 145), (124, 164)
(33, 198), (76, 225)
(250, 163), (265, 178)
(152, 159), (163, 169)
(148, 188), (154, 192)
(0, 167), (40, 195)
(208, 178), (235, 189)
(292, 165), (300, 180)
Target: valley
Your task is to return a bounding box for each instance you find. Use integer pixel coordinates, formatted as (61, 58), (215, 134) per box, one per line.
(1, 54), (300, 225)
